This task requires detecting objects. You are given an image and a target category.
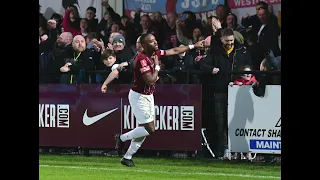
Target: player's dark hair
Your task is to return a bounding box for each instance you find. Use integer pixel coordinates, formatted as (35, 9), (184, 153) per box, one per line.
(139, 33), (151, 46)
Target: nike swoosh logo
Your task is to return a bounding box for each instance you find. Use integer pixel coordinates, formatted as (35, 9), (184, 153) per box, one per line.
(83, 108), (118, 126)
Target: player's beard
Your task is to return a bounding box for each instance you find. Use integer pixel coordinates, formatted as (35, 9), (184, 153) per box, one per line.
(154, 44), (159, 51)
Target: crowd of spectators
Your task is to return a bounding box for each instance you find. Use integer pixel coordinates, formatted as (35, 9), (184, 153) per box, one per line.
(39, 1), (281, 161)
(39, 1), (280, 85)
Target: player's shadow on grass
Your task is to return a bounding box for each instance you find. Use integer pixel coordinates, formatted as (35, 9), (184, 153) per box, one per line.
(228, 86), (254, 153)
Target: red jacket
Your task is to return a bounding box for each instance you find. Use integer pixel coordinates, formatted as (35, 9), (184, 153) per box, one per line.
(62, 9), (81, 37)
(234, 76), (257, 85)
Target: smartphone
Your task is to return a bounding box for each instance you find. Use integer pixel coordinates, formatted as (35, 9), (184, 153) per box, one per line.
(180, 14), (187, 21)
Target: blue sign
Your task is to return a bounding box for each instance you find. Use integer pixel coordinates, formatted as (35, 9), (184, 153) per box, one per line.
(124, 0), (225, 14)
(250, 139), (281, 150)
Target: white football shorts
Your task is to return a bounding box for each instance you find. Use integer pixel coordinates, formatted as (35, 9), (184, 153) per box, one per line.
(128, 89), (155, 124)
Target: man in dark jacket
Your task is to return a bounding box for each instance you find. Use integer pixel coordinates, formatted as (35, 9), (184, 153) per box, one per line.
(241, 2), (278, 33)
(241, 2), (280, 56)
(85, 6), (99, 33)
(201, 25), (252, 160)
(50, 32), (74, 82)
(111, 34), (134, 83)
(59, 35), (97, 84)
(39, 19), (60, 84)
(245, 30), (265, 71)
(202, 28), (252, 92)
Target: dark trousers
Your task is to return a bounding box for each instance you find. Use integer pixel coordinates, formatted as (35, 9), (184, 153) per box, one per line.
(213, 92), (229, 157)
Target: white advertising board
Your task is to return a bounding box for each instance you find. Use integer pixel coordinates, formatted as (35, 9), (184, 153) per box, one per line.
(228, 85), (281, 154)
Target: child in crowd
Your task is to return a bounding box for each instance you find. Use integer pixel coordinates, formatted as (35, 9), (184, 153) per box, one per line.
(229, 65), (257, 86)
(98, 49), (129, 84)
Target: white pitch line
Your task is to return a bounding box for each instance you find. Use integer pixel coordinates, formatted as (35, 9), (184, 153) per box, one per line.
(40, 164), (280, 179)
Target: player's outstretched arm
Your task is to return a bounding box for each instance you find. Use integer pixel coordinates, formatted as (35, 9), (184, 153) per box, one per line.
(164, 40), (205, 56)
